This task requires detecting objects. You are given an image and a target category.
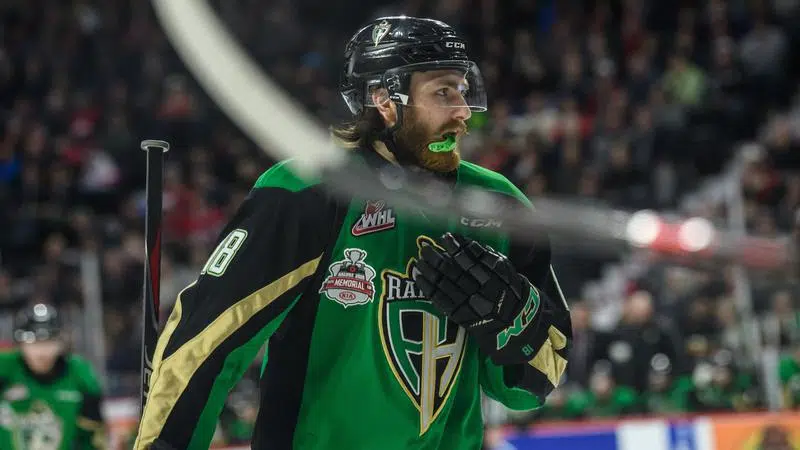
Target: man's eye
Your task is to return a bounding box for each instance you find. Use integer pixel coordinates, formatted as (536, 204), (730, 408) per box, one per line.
(437, 88), (449, 97)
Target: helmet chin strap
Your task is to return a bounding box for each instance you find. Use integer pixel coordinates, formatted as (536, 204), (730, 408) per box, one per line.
(377, 96), (457, 171)
(374, 101), (459, 185)
(377, 99), (414, 166)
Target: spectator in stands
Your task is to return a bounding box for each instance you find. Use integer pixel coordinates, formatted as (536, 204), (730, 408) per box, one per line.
(661, 51), (707, 108)
(625, 51), (655, 107)
(527, 387), (574, 422)
(0, 269), (20, 308)
(688, 349), (759, 412)
(641, 355), (692, 415)
(779, 342), (800, 409)
(0, 269), (22, 344)
(716, 298), (748, 357)
(764, 112), (800, 170)
(761, 289), (800, 348)
(598, 290), (683, 391)
(678, 294), (720, 346)
(738, 12), (789, 110)
(567, 363), (640, 419)
(566, 300), (601, 388)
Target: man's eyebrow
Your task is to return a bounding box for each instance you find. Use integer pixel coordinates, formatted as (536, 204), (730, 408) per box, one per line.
(437, 77), (470, 89)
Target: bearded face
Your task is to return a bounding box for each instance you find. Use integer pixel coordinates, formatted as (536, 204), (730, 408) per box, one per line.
(393, 105), (467, 173)
(373, 69), (472, 173)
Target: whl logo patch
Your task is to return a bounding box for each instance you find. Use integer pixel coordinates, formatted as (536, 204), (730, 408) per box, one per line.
(320, 248), (376, 307)
(352, 200), (396, 236)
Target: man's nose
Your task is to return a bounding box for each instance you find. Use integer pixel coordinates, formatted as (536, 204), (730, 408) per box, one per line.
(451, 101), (472, 122)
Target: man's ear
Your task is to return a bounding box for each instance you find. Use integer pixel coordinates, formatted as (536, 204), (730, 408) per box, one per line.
(372, 88), (397, 128)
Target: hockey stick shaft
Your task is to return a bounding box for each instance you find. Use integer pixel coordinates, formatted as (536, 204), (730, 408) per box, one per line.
(140, 139), (170, 414)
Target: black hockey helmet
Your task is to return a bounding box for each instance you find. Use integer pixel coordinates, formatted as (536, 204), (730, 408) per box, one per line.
(339, 16), (487, 116)
(14, 303), (62, 343)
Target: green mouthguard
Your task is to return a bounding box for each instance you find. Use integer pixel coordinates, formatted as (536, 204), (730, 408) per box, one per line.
(428, 134), (457, 153)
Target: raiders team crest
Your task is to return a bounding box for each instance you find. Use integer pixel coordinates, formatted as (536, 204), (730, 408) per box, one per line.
(352, 200), (396, 236)
(320, 248), (377, 307)
(11, 400), (63, 450)
(378, 236), (467, 435)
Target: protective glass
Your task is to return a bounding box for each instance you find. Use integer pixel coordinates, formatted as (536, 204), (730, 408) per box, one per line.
(365, 61), (488, 112)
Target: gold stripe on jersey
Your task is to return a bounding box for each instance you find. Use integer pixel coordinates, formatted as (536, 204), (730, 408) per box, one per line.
(135, 255), (322, 449)
(528, 325), (568, 387)
(134, 281), (193, 450)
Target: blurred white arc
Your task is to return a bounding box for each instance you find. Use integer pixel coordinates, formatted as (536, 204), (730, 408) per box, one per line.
(151, 0), (344, 177)
(150, 0), (795, 272)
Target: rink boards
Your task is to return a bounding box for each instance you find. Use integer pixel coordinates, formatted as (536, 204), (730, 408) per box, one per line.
(103, 398), (800, 450)
(502, 412), (800, 450)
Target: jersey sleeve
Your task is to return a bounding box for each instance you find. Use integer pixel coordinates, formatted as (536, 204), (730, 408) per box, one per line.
(0, 351), (14, 392)
(478, 355), (543, 410)
(71, 356), (106, 450)
(134, 173), (336, 450)
(479, 193), (572, 409)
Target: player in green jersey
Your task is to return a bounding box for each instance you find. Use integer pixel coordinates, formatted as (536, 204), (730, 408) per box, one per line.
(136, 15), (572, 450)
(0, 303), (106, 450)
(779, 343), (800, 408)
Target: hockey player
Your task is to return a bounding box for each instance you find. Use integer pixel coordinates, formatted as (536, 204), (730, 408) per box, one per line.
(135, 16), (572, 449)
(0, 303), (106, 449)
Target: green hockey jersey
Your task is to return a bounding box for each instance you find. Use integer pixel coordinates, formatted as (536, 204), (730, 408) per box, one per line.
(0, 350), (105, 450)
(135, 148), (571, 450)
(779, 355), (800, 408)
(566, 386), (640, 418)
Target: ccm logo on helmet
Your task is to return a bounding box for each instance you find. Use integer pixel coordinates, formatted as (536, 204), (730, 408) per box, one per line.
(445, 41), (466, 49)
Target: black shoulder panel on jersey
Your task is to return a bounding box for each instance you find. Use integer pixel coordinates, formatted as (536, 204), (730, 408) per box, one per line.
(137, 183), (344, 449)
(160, 185), (333, 358)
(505, 212), (571, 396)
(508, 229), (552, 291)
(251, 198), (348, 449)
(160, 282), (310, 446)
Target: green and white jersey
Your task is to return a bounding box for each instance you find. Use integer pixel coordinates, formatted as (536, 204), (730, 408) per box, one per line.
(136, 147), (570, 450)
(0, 350), (105, 450)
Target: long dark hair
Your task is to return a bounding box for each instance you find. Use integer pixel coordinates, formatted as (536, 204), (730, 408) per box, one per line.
(330, 107), (387, 149)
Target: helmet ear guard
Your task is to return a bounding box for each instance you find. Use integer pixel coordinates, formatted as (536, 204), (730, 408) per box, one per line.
(383, 73), (410, 106)
(354, 73), (410, 112)
(369, 86), (393, 108)
(369, 85), (404, 132)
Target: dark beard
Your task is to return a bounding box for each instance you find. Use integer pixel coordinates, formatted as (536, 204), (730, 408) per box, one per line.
(392, 108), (461, 173)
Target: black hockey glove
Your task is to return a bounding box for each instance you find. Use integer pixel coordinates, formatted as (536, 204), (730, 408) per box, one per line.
(412, 232), (546, 365)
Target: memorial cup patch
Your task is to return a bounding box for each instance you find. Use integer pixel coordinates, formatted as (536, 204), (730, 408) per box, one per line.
(320, 248), (377, 307)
